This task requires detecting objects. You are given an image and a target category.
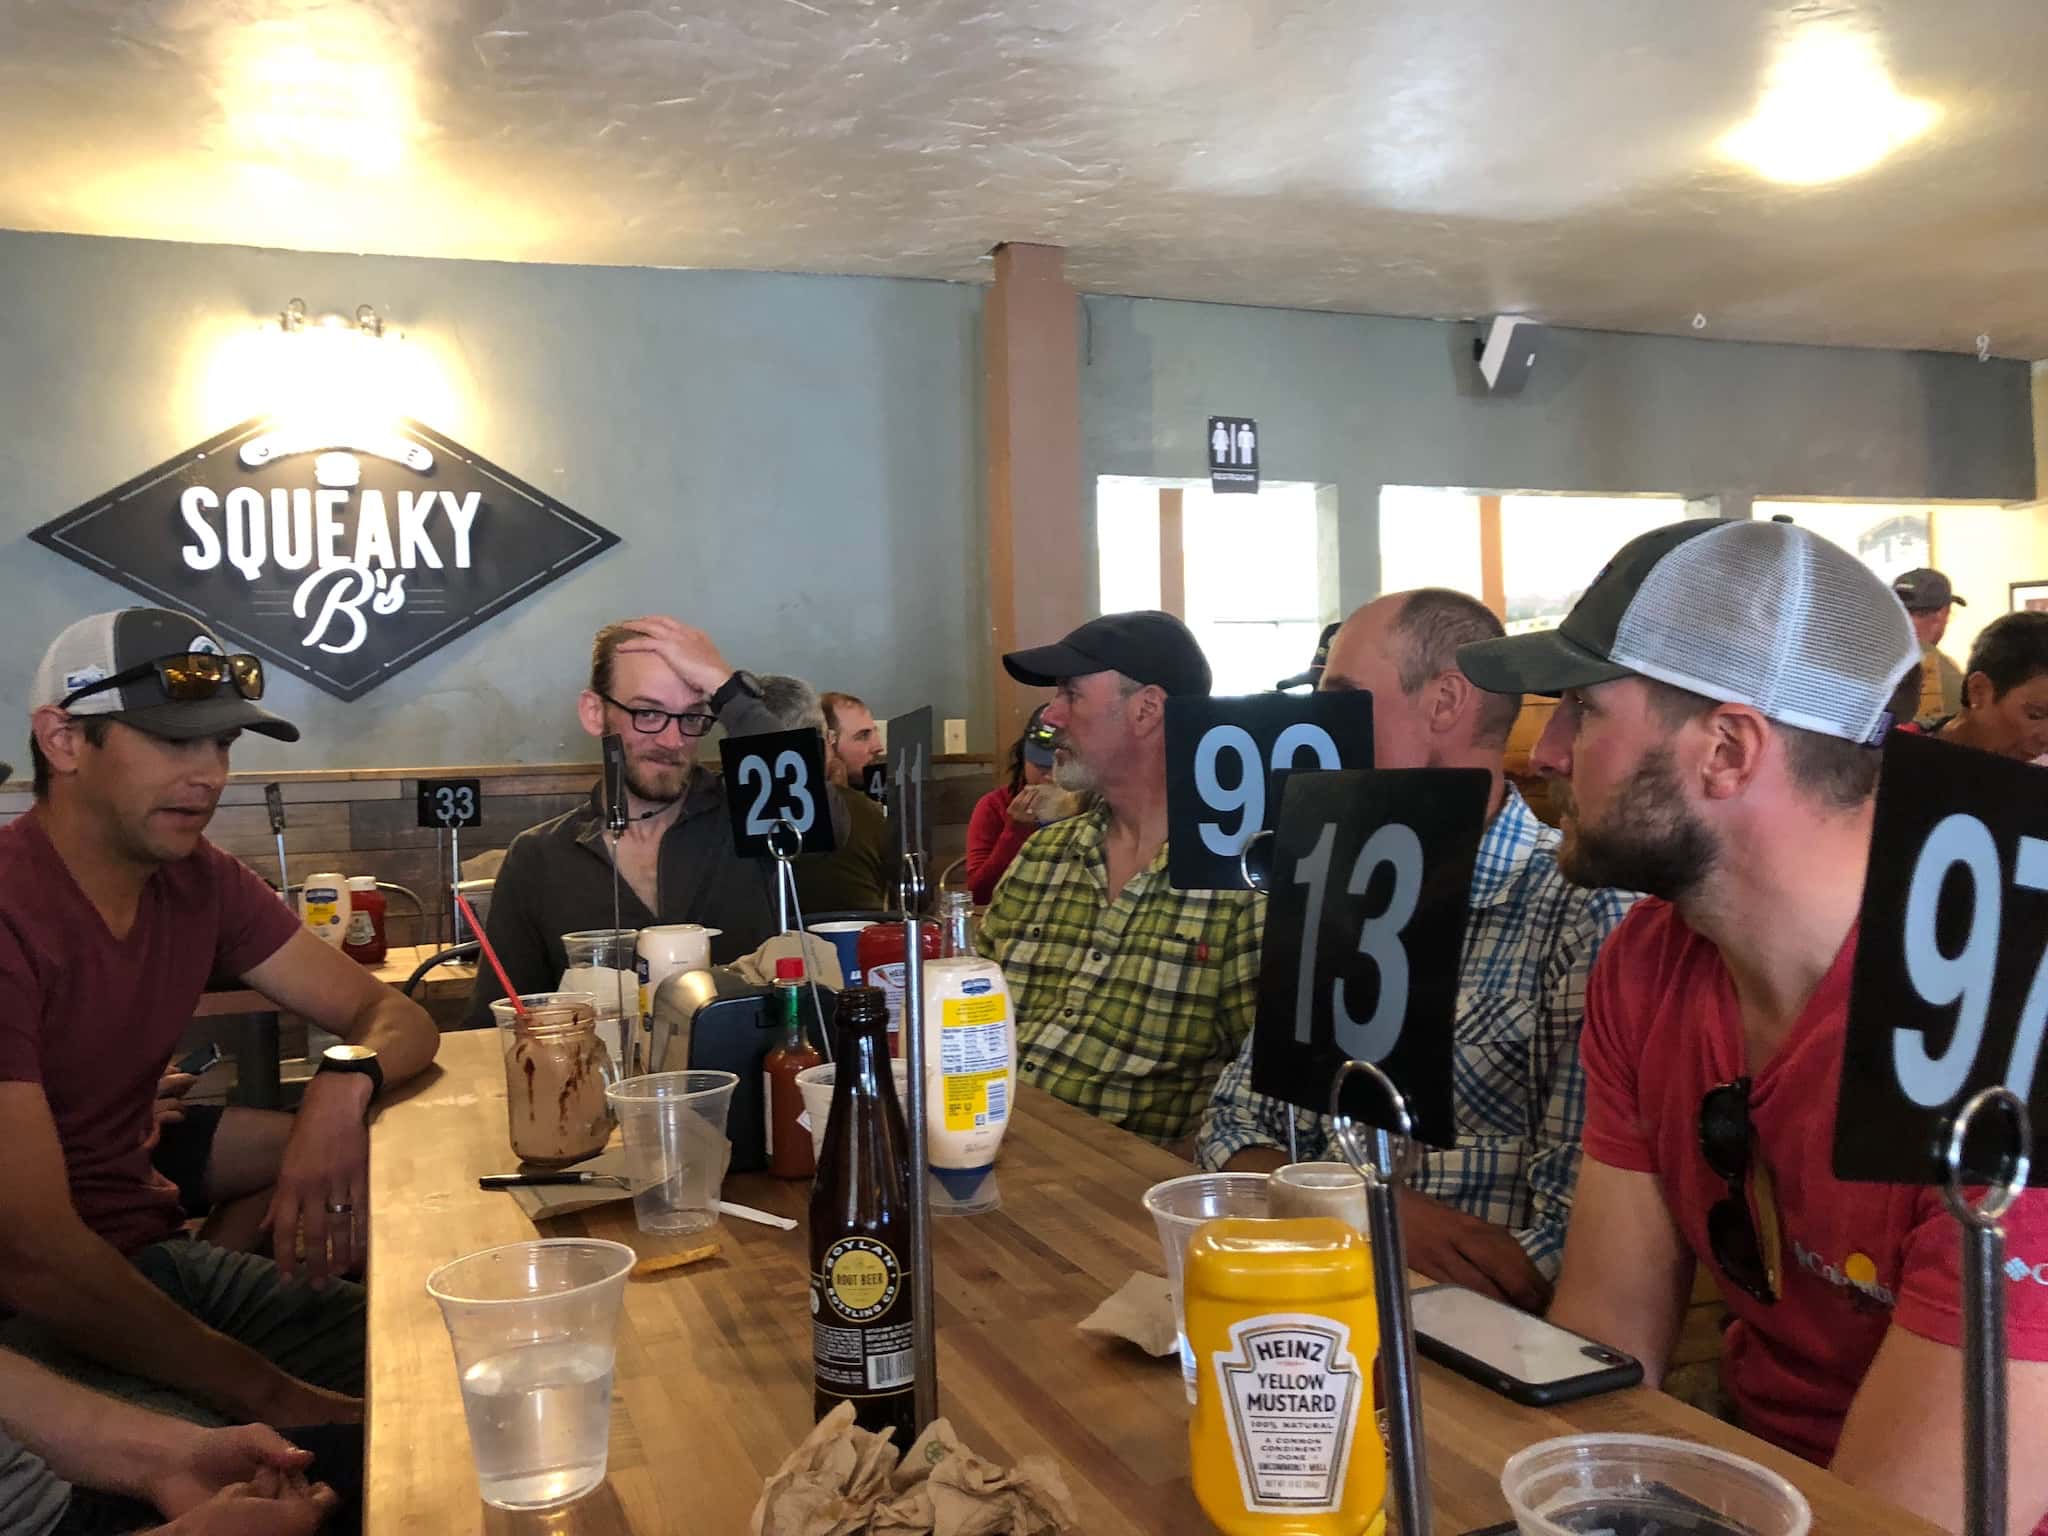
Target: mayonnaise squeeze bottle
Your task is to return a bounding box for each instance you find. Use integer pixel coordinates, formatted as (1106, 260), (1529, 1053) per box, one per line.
(918, 956), (1015, 1209)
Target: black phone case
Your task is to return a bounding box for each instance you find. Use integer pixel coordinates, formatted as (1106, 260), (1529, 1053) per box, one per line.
(1411, 1284), (1644, 1407)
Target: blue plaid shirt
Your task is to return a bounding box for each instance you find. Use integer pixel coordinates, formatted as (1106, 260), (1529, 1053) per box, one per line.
(1195, 785), (1634, 1276)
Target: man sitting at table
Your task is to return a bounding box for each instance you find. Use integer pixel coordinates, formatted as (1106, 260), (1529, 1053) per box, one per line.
(1198, 590), (1634, 1312)
(464, 615), (793, 1026)
(1458, 520), (2048, 1533)
(977, 611), (1260, 1148)
(0, 607), (441, 1430)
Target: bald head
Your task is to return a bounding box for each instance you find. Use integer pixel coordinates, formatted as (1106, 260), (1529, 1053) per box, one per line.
(1321, 589), (1521, 769)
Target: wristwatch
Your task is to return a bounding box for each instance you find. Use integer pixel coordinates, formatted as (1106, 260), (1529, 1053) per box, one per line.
(316, 1043), (384, 1107)
(708, 669), (764, 714)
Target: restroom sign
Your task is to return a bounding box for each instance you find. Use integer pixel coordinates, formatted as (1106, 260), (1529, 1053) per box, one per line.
(1208, 416), (1259, 494)
(30, 415), (618, 700)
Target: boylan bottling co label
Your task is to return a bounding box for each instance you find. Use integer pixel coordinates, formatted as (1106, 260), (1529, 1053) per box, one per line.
(1214, 1314), (1363, 1512)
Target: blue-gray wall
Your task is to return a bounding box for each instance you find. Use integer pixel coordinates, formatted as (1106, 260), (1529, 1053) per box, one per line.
(1080, 295), (2035, 608)
(0, 229), (2034, 769)
(0, 230), (986, 772)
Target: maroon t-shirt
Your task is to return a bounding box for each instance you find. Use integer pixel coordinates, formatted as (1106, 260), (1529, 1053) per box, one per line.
(0, 811), (301, 1254)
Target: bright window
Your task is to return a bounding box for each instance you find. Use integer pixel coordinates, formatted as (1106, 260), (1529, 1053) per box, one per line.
(1378, 487), (1483, 598)
(1095, 477), (1333, 696)
(1499, 495), (1685, 633)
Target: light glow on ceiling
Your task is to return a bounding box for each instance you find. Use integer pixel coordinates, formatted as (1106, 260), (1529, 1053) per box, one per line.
(1721, 26), (1939, 185)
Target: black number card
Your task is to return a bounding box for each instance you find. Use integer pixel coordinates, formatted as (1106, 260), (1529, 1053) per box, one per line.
(720, 728), (837, 859)
(1251, 768), (1490, 1148)
(1165, 692), (1375, 890)
(1836, 732), (2048, 1185)
(885, 706), (933, 871)
(416, 777), (483, 829)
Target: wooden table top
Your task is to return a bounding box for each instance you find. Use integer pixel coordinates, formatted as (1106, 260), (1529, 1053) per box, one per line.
(370, 942), (479, 1002)
(366, 1030), (1936, 1536)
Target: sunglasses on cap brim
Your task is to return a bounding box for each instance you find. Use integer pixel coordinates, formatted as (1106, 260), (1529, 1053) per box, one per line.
(59, 652), (267, 710)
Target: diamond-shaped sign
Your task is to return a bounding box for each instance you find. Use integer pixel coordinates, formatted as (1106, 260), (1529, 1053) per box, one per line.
(31, 416), (618, 701)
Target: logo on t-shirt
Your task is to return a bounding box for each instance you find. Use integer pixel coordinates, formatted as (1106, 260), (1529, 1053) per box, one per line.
(1793, 1240), (1896, 1309)
(2005, 1257), (2048, 1286)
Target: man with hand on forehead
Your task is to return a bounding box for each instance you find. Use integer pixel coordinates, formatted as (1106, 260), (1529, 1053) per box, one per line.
(1459, 521), (2048, 1534)
(0, 607), (439, 1430)
(465, 615), (794, 1025)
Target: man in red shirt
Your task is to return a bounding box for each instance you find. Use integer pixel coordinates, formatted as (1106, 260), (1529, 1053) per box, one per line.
(1460, 521), (2048, 1534)
(0, 608), (440, 1429)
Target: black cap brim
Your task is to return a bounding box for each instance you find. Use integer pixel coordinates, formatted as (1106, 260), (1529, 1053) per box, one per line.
(112, 695), (301, 743)
(1457, 627), (1635, 698)
(1004, 642), (1109, 688)
(1274, 668), (1318, 690)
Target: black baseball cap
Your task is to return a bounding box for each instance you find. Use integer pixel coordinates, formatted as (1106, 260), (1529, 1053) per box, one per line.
(1277, 620), (1343, 690)
(32, 608), (300, 742)
(1892, 568), (1965, 613)
(1003, 610), (1212, 697)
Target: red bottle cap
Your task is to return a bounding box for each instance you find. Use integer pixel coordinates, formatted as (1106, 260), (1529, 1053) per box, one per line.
(774, 957), (806, 982)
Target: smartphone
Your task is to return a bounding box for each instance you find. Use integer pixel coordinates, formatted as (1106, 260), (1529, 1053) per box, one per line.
(174, 1042), (224, 1077)
(1411, 1283), (1642, 1407)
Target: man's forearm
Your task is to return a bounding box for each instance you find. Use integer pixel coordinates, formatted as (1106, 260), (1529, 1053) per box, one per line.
(342, 992), (438, 1086)
(0, 1226), (294, 1421)
(0, 1348), (197, 1502)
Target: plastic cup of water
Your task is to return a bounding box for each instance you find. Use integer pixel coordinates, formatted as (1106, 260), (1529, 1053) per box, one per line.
(605, 1070), (739, 1234)
(426, 1238), (635, 1511)
(1141, 1172), (1269, 1402)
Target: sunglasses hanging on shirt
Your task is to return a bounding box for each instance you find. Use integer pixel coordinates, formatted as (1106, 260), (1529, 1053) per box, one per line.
(1698, 1078), (1783, 1304)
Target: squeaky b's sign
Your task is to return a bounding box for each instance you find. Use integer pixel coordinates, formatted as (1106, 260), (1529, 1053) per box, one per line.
(32, 416), (618, 700)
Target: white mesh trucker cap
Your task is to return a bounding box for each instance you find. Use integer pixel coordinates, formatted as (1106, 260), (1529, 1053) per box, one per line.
(1457, 519), (1919, 746)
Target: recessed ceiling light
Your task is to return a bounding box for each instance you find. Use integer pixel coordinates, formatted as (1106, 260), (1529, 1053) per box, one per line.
(1721, 26), (1938, 185)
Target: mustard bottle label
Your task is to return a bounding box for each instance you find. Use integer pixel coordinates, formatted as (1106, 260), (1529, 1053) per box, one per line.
(1213, 1313), (1364, 1513)
(939, 994), (1010, 1132)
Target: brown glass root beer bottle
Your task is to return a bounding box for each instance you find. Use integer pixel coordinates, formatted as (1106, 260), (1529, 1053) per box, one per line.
(809, 985), (918, 1443)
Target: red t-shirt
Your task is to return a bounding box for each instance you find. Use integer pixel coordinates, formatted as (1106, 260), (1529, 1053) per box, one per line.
(1582, 899), (2048, 1466)
(0, 811), (301, 1254)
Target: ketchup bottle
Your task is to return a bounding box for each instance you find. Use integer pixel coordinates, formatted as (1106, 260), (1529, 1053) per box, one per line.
(853, 921), (940, 1058)
(764, 958), (824, 1178)
(342, 876), (387, 966)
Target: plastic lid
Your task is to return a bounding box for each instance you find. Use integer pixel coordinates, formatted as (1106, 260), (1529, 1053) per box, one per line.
(774, 957), (806, 981)
(347, 876), (377, 891)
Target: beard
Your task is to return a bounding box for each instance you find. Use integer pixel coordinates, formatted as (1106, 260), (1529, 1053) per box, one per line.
(624, 747), (691, 805)
(1051, 747), (1099, 795)
(1555, 746), (1717, 901)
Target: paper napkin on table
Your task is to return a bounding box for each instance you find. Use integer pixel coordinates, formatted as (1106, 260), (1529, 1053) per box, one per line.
(754, 1402), (1077, 1536)
(1076, 1273), (1177, 1358)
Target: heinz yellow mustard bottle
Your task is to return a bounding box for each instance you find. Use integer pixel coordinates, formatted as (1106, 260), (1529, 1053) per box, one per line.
(1185, 1217), (1386, 1536)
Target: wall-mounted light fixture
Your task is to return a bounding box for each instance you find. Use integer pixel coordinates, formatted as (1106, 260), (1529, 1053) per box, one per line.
(203, 297), (454, 444)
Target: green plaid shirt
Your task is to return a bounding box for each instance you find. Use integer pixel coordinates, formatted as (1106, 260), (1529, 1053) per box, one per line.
(977, 806), (1264, 1145)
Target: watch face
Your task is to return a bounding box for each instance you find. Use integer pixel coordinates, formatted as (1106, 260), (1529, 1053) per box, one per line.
(325, 1044), (378, 1064)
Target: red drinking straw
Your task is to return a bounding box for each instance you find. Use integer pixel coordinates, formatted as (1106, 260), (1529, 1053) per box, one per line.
(457, 893), (526, 1019)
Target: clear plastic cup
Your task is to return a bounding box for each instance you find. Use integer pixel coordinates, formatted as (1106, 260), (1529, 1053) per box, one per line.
(794, 1059), (910, 1161)
(605, 1071), (738, 1234)
(1270, 1161), (1370, 1233)
(1141, 1171), (1269, 1401)
(426, 1238), (635, 1511)
(1501, 1433), (1812, 1536)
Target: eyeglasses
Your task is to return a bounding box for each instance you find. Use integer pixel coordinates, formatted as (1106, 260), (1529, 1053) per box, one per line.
(599, 694), (716, 738)
(60, 652), (265, 709)
(1699, 1078), (1781, 1304)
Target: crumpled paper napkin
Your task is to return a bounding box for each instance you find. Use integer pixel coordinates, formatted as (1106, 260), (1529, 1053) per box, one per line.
(753, 1402), (1078, 1535)
(1076, 1273), (1178, 1358)
(731, 932), (847, 989)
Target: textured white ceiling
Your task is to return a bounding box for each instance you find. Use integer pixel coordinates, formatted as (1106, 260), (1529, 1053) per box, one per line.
(2, 0), (2044, 355)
